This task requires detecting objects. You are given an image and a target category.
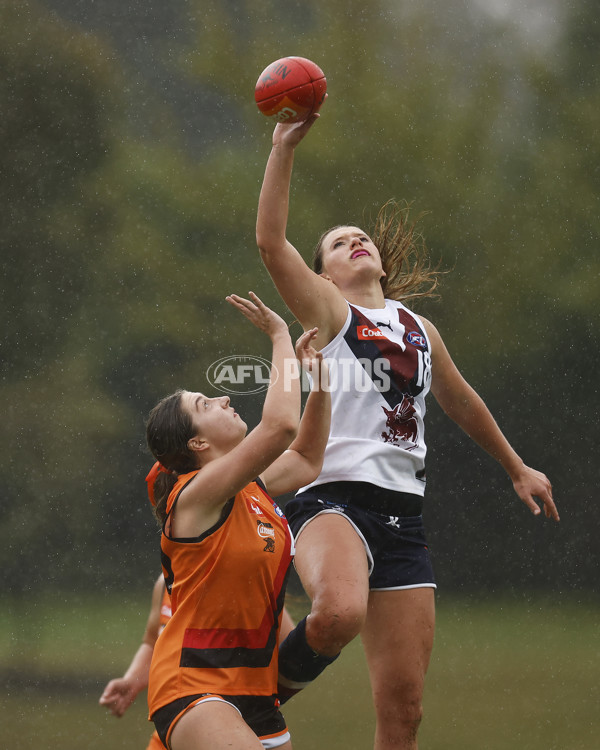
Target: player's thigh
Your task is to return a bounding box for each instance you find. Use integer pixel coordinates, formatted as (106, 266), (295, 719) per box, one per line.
(294, 511), (370, 609)
(361, 587), (435, 698)
(169, 699), (264, 750)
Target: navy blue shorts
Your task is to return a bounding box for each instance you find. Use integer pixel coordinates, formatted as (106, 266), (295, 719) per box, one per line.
(285, 481), (436, 590)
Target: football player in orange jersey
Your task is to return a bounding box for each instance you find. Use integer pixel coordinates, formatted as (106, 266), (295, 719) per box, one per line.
(144, 293), (330, 750)
(100, 573), (295, 750)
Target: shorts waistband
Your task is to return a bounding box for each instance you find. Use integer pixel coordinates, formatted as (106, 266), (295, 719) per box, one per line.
(297, 481), (423, 517)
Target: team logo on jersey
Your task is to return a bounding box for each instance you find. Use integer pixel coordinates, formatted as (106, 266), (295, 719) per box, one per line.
(407, 331), (427, 349)
(381, 396), (418, 449)
(357, 325), (386, 340)
(256, 520), (276, 552)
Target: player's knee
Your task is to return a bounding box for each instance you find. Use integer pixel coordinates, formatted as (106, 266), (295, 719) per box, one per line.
(306, 601), (365, 655)
(375, 680), (424, 735)
(375, 695), (423, 746)
(398, 697), (423, 729)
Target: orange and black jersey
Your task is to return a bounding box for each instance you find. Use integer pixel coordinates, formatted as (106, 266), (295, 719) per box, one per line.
(148, 473), (293, 718)
(157, 585), (171, 635)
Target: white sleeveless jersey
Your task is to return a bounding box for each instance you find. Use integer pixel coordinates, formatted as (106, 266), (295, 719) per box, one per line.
(301, 299), (432, 496)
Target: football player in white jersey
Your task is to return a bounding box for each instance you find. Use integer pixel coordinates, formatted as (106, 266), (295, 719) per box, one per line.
(255, 115), (560, 750)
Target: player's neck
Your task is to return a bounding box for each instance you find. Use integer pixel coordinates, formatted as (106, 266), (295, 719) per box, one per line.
(343, 283), (386, 310)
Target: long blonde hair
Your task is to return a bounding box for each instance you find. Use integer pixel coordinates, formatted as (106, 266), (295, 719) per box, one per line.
(312, 200), (443, 303)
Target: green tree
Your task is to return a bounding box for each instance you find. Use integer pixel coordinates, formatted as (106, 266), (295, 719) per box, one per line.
(2, 0), (596, 596)
(179, 0), (598, 590)
(0, 1), (268, 595)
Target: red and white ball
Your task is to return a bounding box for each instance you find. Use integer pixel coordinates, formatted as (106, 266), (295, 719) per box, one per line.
(255, 56), (327, 123)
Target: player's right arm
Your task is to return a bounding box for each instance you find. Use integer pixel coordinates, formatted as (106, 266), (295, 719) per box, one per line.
(176, 294), (300, 526)
(256, 118), (348, 347)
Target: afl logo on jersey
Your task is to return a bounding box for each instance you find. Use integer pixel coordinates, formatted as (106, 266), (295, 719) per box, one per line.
(357, 325), (386, 340)
(407, 331), (427, 349)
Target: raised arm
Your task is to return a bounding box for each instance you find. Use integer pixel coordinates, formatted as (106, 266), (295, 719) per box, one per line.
(256, 118), (347, 344)
(261, 327), (331, 496)
(177, 294), (301, 518)
(422, 318), (559, 521)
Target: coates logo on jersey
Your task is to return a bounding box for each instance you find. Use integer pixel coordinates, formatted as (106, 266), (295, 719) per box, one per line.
(257, 521), (275, 540)
(357, 325), (386, 341)
(406, 331), (427, 349)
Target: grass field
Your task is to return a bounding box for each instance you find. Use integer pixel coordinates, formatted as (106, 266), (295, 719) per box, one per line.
(1, 590), (598, 749)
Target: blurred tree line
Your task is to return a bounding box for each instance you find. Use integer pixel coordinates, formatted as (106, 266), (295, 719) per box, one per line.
(1, 0), (597, 599)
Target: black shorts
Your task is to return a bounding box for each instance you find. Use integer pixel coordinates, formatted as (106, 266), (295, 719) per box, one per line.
(152, 693), (289, 749)
(285, 481), (436, 590)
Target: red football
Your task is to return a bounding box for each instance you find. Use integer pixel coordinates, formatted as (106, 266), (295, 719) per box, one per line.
(255, 56), (327, 123)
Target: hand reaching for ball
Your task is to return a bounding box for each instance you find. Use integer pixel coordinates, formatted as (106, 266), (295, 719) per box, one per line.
(272, 111), (323, 147)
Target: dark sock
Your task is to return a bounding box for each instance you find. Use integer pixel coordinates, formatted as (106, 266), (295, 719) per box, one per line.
(277, 616), (340, 704)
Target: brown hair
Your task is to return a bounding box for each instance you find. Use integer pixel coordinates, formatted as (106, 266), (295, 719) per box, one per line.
(145, 390), (197, 524)
(312, 200), (443, 303)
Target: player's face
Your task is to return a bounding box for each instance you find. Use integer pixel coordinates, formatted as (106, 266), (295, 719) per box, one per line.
(319, 226), (385, 287)
(181, 391), (247, 452)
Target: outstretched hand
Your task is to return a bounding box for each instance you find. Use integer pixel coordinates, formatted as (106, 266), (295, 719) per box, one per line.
(512, 465), (560, 521)
(226, 292), (289, 340)
(295, 327), (328, 390)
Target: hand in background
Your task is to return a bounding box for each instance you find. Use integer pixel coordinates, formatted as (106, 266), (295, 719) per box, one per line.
(99, 676), (140, 717)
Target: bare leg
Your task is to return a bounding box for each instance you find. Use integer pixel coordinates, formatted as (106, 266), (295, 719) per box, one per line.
(294, 512), (371, 655)
(169, 699), (292, 750)
(361, 587), (435, 750)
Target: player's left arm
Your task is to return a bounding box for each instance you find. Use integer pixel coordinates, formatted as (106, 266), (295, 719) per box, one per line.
(422, 318), (559, 521)
(261, 328), (331, 497)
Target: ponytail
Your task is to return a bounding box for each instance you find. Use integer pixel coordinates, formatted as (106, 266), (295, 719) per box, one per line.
(374, 200), (443, 304)
(145, 461), (178, 524)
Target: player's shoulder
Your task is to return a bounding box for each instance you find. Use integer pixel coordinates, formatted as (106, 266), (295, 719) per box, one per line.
(416, 314), (436, 335)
